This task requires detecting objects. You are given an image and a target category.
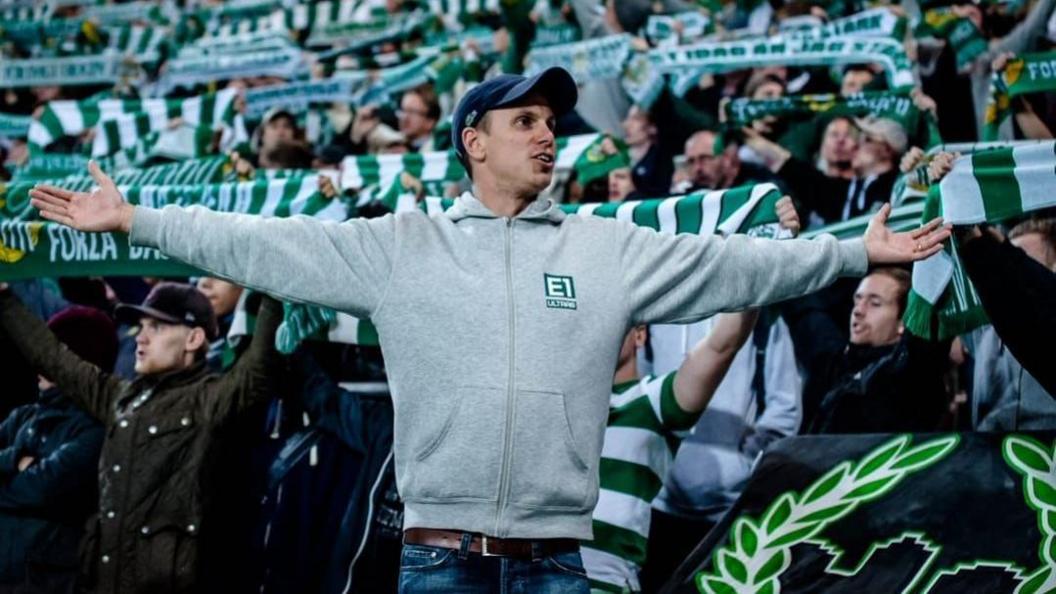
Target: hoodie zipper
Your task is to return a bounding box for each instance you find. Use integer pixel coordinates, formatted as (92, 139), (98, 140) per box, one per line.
(494, 217), (516, 537)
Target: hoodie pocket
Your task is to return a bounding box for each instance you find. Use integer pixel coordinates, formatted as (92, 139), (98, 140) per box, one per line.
(409, 385), (506, 502)
(508, 389), (592, 510)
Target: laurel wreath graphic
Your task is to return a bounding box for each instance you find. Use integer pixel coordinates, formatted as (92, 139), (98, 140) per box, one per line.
(695, 434), (960, 594)
(1003, 436), (1056, 594)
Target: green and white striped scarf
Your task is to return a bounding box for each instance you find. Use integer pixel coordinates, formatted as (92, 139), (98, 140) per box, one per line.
(525, 34), (631, 85)
(104, 23), (168, 59)
(177, 29), (296, 59)
(1, 156), (232, 220)
(28, 90), (239, 152)
(644, 12), (713, 46)
(915, 8), (987, 72)
(788, 7), (906, 40)
(983, 52), (1056, 141)
(724, 91), (942, 147)
(426, 0), (501, 25)
(82, 1), (175, 26)
(243, 78), (360, 118)
(339, 133), (601, 190)
(889, 140), (1050, 205)
(0, 54), (132, 88)
(0, 113), (32, 138)
(159, 47), (306, 92)
(903, 141), (1056, 340)
(650, 35), (915, 95)
(0, 176), (347, 281)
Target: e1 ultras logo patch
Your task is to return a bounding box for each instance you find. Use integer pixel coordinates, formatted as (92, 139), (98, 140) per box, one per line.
(544, 273), (577, 310)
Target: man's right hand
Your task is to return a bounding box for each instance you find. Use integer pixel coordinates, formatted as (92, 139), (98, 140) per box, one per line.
(29, 161), (135, 233)
(17, 456), (34, 472)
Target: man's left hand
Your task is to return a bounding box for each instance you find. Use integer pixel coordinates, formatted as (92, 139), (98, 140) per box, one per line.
(17, 456), (34, 472)
(864, 203), (951, 263)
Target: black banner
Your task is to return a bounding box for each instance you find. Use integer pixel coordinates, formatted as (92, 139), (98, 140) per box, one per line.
(664, 433), (1056, 594)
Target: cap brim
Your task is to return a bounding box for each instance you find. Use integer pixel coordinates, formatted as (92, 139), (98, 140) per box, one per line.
(114, 304), (183, 327)
(494, 67), (579, 118)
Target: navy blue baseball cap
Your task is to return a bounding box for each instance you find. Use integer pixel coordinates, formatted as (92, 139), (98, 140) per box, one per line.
(451, 67), (578, 164)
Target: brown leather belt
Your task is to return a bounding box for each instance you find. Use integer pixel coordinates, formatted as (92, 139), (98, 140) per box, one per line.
(403, 528), (579, 558)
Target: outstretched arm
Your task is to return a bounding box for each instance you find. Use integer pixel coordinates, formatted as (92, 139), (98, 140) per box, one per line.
(30, 163), (395, 317)
(623, 203), (951, 325)
(673, 310), (760, 414)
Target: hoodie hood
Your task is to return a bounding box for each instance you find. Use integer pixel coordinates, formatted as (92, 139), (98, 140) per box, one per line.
(445, 191), (566, 224)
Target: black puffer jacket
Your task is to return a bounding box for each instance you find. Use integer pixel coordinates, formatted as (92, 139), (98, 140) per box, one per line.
(0, 388), (103, 592)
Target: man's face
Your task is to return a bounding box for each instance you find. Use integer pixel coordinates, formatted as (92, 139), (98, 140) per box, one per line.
(467, 94), (557, 196)
(621, 107), (654, 147)
(608, 167), (634, 202)
(852, 132), (895, 171)
(850, 274), (904, 346)
(685, 132), (729, 189)
(261, 115), (297, 152)
(841, 70), (875, 96)
(1011, 232), (1056, 271)
(196, 277), (243, 317)
(820, 119), (859, 165)
(134, 317), (200, 375)
(398, 92), (436, 141)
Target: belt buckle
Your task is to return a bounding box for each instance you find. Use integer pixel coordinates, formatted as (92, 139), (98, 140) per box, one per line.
(481, 535), (499, 557)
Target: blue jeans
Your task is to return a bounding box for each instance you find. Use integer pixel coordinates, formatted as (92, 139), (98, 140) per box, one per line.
(398, 543), (591, 593)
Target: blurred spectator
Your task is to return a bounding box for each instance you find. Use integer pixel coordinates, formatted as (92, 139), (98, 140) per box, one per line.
(0, 283), (283, 593)
(582, 311), (757, 593)
(254, 108), (305, 160)
(621, 106), (673, 197)
(958, 221), (1056, 399)
(783, 268), (951, 433)
(398, 85), (441, 152)
(684, 129), (783, 191)
(0, 306), (112, 594)
(747, 116), (905, 225)
(818, 117), (860, 180)
(645, 310), (801, 593)
(840, 64), (881, 95)
(970, 219), (1056, 430)
(196, 277), (244, 370)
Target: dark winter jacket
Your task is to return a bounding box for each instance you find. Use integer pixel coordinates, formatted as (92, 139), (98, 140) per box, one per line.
(960, 233), (1056, 396)
(248, 351), (399, 594)
(0, 388), (103, 592)
(0, 290), (282, 594)
(782, 287), (950, 434)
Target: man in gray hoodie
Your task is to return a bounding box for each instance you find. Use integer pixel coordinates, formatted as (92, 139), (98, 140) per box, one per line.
(29, 67), (950, 594)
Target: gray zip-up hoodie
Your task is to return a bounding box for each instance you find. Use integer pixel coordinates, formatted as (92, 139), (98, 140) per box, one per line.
(129, 191), (867, 539)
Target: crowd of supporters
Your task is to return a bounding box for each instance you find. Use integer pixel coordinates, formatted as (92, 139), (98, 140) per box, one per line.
(0, 0), (1055, 592)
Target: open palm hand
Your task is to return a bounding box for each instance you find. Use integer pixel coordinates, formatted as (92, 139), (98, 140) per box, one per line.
(29, 161), (134, 233)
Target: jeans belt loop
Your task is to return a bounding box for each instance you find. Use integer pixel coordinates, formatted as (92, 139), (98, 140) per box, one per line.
(459, 532), (473, 560)
(531, 541), (544, 562)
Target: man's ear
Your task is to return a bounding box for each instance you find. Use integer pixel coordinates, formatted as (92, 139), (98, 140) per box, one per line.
(463, 126), (486, 164)
(897, 321), (905, 336)
(633, 325), (648, 348)
(186, 327), (208, 353)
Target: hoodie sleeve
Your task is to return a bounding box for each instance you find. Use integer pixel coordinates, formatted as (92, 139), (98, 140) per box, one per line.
(130, 206), (397, 319)
(617, 224), (868, 325)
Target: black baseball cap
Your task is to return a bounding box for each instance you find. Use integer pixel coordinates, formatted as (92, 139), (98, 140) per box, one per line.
(115, 282), (219, 341)
(451, 67), (579, 164)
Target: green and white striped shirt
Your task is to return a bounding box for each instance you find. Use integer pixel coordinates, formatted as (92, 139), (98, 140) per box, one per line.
(582, 373), (701, 593)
